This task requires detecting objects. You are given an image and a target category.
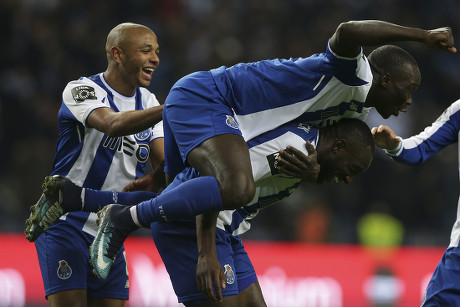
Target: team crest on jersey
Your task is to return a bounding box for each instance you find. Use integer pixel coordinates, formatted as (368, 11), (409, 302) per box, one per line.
(57, 260), (72, 280)
(225, 115), (239, 129)
(135, 128), (151, 142)
(266, 152), (282, 175)
(71, 86), (97, 103)
(223, 264), (235, 284)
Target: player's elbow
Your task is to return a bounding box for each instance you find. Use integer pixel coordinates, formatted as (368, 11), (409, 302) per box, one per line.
(334, 21), (357, 42)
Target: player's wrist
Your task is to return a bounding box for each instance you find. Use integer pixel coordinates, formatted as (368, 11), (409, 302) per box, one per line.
(385, 137), (402, 155)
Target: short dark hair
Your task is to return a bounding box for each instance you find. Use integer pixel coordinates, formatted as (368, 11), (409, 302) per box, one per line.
(368, 45), (418, 78)
(331, 118), (375, 154)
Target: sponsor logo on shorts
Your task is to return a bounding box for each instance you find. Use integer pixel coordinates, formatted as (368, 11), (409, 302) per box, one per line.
(225, 115), (239, 129)
(57, 260), (72, 280)
(224, 264), (235, 285)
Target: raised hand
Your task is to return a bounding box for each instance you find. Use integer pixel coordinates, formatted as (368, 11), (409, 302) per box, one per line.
(371, 125), (401, 150)
(425, 27), (456, 53)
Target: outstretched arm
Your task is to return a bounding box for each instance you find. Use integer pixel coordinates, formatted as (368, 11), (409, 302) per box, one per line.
(330, 20), (456, 57)
(87, 105), (163, 137)
(372, 99), (460, 165)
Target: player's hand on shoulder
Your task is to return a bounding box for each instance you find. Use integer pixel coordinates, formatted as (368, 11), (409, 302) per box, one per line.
(277, 141), (320, 183)
(371, 125), (401, 150)
(425, 27), (456, 53)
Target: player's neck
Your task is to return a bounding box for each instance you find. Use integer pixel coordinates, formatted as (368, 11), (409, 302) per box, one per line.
(103, 69), (136, 96)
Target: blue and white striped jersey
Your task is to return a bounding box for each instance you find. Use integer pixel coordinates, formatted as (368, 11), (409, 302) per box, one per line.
(386, 99), (460, 247)
(211, 42), (372, 141)
(51, 73), (163, 236)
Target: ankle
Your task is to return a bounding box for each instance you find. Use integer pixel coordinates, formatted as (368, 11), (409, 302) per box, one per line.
(111, 205), (138, 231)
(62, 182), (83, 211)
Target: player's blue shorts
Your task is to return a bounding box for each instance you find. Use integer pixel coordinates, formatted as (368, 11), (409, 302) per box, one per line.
(422, 246), (460, 306)
(35, 218), (129, 300)
(163, 71), (242, 176)
(150, 220), (258, 306)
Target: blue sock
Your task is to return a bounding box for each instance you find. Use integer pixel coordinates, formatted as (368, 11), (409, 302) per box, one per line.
(83, 189), (157, 212)
(136, 176), (223, 226)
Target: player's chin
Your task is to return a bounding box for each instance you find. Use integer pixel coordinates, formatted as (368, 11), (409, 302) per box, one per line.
(381, 112), (392, 119)
(138, 79), (151, 88)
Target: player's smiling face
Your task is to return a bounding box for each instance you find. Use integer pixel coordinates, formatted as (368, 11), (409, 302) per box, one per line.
(120, 28), (160, 90)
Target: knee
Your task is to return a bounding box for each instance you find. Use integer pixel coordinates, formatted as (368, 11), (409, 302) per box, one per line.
(219, 175), (256, 210)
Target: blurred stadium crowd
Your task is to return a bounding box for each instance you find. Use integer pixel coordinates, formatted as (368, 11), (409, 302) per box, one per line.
(1, 0), (460, 246)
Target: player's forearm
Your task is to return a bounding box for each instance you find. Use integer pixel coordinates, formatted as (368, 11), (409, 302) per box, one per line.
(196, 212), (219, 257)
(107, 105), (163, 137)
(335, 20), (427, 47)
(89, 105), (163, 137)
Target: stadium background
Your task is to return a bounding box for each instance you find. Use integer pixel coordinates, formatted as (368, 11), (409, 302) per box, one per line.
(1, 0), (460, 306)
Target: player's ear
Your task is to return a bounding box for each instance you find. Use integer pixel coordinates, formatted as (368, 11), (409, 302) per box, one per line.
(380, 73), (391, 88)
(111, 46), (123, 64)
(332, 139), (346, 153)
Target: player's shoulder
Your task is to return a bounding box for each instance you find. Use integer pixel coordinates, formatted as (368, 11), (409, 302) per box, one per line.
(62, 74), (107, 105)
(63, 75), (104, 96)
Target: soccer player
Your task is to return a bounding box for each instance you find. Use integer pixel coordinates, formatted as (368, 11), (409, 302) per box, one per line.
(45, 117), (374, 305)
(151, 20), (454, 304)
(159, 18), (455, 238)
(371, 100), (460, 306)
(24, 23), (164, 307)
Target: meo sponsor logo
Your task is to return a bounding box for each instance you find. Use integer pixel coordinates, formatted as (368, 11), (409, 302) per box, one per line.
(103, 135), (150, 163)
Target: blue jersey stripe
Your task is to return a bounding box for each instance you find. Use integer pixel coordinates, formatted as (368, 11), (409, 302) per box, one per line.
(82, 134), (116, 189)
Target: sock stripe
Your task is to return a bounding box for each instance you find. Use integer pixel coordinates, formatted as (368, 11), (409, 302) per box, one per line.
(130, 206), (142, 227)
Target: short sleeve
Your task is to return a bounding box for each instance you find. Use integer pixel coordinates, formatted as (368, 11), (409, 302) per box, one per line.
(62, 78), (110, 126)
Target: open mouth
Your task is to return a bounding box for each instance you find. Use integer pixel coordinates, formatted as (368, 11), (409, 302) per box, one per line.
(142, 67), (155, 79)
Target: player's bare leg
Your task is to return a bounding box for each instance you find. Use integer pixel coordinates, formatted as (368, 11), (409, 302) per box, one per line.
(187, 133), (256, 210)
